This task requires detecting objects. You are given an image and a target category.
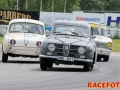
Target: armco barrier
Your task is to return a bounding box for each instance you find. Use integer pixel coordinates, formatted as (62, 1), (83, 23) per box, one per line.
(110, 28), (117, 38)
(117, 29), (120, 38)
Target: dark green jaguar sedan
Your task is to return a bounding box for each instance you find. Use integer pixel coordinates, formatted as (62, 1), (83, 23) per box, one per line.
(39, 20), (97, 71)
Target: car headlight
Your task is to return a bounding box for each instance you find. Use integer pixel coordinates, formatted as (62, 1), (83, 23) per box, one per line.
(36, 41), (42, 48)
(107, 42), (112, 47)
(10, 39), (16, 45)
(78, 47), (85, 54)
(48, 44), (56, 51)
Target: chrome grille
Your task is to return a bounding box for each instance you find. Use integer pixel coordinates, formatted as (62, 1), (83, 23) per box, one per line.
(63, 44), (70, 56)
(54, 44), (79, 56)
(69, 45), (79, 54)
(96, 42), (108, 49)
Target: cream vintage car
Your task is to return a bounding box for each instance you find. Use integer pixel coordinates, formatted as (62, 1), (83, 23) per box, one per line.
(89, 22), (112, 62)
(2, 19), (46, 62)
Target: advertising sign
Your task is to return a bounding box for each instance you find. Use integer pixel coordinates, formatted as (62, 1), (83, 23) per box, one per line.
(39, 12), (72, 25)
(105, 13), (120, 26)
(72, 11), (105, 24)
(0, 10), (39, 24)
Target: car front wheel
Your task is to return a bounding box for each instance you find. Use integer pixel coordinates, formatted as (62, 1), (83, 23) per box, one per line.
(97, 55), (101, 61)
(2, 51), (8, 62)
(84, 63), (94, 71)
(40, 58), (47, 70)
(104, 56), (109, 62)
(47, 62), (53, 68)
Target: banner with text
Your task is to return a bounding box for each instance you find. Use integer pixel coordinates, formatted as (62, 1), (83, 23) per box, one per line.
(0, 10), (39, 24)
(105, 13), (120, 26)
(72, 11), (105, 24)
(39, 12), (72, 25)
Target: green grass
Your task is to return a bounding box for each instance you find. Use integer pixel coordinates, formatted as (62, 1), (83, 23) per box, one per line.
(112, 38), (120, 52)
(0, 36), (3, 44)
(0, 36), (120, 52)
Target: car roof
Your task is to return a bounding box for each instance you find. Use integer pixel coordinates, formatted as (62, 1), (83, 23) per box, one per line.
(9, 19), (44, 26)
(52, 20), (91, 29)
(88, 22), (101, 28)
(88, 22), (100, 25)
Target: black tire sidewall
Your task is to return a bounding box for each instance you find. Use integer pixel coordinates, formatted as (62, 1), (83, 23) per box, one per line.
(40, 58), (47, 70)
(104, 56), (109, 62)
(2, 51), (8, 62)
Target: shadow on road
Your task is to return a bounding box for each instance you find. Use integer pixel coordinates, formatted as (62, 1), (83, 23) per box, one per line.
(31, 67), (88, 72)
(0, 60), (39, 64)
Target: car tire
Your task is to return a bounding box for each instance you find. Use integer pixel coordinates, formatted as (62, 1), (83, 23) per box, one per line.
(97, 56), (101, 61)
(47, 62), (53, 68)
(84, 63), (93, 71)
(2, 51), (8, 62)
(104, 56), (109, 62)
(40, 58), (47, 70)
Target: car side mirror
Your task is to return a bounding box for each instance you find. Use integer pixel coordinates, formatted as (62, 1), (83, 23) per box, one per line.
(3, 29), (6, 32)
(108, 35), (110, 37)
(92, 35), (96, 39)
(3, 29), (7, 34)
(46, 30), (50, 36)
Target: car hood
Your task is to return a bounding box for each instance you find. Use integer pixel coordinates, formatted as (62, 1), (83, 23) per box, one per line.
(8, 33), (45, 47)
(94, 35), (112, 43)
(47, 35), (90, 46)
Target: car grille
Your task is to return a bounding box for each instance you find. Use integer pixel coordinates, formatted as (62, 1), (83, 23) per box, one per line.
(55, 44), (79, 57)
(96, 42), (108, 49)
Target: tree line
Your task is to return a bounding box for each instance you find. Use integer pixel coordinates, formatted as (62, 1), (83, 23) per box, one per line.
(0, 0), (119, 12)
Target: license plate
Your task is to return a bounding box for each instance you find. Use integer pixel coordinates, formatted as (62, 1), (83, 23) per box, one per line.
(57, 56), (74, 62)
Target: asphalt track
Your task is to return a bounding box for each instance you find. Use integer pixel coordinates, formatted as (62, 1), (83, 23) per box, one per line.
(0, 46), (120, 90)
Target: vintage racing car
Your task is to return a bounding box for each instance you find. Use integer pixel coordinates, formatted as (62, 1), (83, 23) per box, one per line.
(89, 22), (112, 62)
(39, 20), (97, 71)
(2, 19), (46, 62)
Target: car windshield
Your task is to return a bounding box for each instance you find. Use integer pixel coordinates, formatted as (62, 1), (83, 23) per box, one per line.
(101, 26), (108, 36)
(92, 27), (101, 35)
(9, 22), (44, 34)
(52, 24), (89, 37)
(92, 26), (108, 36)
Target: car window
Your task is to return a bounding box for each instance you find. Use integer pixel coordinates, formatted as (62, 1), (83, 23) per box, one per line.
(9, 22), (44, 35)
(92, 28), (101, 35)
(92, 26), (108, 36)
(52, 24), (89, 37)
(101, 26), (108, 36)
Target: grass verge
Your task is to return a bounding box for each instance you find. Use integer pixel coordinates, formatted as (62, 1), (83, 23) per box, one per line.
(0, 36), (3, 44)
(112, 38), (120, 52)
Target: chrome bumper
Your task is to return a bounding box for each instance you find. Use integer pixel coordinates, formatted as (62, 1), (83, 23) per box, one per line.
(96, 48), (112, 56)
(39, 55), (93, 63)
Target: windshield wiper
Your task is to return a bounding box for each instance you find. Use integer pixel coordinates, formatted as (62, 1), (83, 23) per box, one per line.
(53, 32), (62, 34)
(27, 30), (38, 34)
(69, 31), (78, 35)
(10, 31), (22, 33)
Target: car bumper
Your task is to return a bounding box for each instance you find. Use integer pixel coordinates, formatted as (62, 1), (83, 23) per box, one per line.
(39, 54), (93, 63)
(7, 46), (40, 56)
(96, 48), (112, 56)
